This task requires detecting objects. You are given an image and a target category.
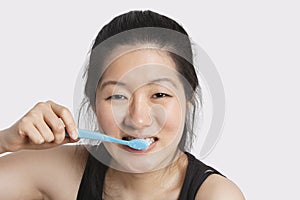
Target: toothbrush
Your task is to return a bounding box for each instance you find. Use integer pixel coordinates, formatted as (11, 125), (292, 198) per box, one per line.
(66, 129), (150, 150)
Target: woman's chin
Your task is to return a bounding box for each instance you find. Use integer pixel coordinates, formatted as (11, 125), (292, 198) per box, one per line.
(105, 143), (180, 173)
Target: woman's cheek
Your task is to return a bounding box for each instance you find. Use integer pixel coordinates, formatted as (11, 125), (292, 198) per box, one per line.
(162, 101), (185, 137)
(97, 104), (119, 134)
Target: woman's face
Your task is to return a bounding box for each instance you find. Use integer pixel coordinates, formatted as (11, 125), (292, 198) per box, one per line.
(95, 49), (187, 172)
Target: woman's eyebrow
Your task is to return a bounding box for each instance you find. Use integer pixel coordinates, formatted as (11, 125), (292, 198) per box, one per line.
(100, 78), (178, 90)
(100, 80), (126, 90)
(149, 78), (178, 88)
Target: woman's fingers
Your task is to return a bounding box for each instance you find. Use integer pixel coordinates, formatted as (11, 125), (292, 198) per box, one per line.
(47, 101), (78, 140)
(2, 101), (79, 153)
(19, 121), (44, 144)
(43, 109), (66, 144)
(19, 101), (78, 145)
(27, 136), (79, 150)
(34, 119), (55, 143)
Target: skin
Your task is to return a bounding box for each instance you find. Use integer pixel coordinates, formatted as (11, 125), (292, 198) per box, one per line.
(0, 49), (245, 199)
(0, 101), (85, 199)
(95, 49), (186, 173)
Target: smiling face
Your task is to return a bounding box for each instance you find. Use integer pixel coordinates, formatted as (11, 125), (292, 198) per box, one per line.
(95, 49), (187, 172)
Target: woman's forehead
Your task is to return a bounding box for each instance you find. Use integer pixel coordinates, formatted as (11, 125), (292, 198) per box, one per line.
(99, 49), (181, 87)
(105, 49), (175, 75)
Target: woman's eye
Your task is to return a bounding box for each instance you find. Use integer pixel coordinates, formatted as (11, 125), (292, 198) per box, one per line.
(106, 94), (127, 100)
(152, 93), (171, 98)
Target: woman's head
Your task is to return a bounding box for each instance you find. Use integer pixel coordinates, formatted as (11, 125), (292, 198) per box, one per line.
(87, 11), (197, 100)
(80, 10), (202, 172)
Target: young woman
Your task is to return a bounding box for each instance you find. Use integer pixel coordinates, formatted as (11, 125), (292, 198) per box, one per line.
(0, 10), (245, 199)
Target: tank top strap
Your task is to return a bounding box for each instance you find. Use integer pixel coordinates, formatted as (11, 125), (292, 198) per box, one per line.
(77, 153), (108, 200)
(178, 152), (223, 200)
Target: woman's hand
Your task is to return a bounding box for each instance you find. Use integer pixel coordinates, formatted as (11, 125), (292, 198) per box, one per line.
(0, 101), (79, 153)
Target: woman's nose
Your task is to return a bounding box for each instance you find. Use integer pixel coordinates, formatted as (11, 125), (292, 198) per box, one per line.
(124, 94), (152, 129)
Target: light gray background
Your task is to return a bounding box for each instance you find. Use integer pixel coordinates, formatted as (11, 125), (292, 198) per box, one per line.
(0, 0), (299, 199)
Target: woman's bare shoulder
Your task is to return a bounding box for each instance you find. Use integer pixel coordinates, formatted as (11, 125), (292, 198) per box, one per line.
(0, 144), (87, 170)
(195, 174), (245, 200)
(0, 145), (88, 199)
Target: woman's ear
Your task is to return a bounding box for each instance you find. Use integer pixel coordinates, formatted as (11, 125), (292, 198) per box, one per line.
(184, 101), (193, 124)
(91, 104), (96, 113)
(186, 100), (193, 111)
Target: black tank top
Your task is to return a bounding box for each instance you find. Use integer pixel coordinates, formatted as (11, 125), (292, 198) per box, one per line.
(77, 151), (222, 199)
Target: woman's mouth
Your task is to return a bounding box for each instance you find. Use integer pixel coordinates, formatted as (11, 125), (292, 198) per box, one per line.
(121, 136), (158, 152)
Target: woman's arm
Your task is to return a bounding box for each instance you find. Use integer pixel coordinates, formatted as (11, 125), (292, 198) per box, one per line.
(0, 101), (82, 199)
(0, 145), (85, 199)
(0, 150), (45, 199)
(195, 174), (245, 200)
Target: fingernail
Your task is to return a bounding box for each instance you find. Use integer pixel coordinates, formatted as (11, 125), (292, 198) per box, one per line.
(71, 129), (78, 139)
(19, 130), (25, 137)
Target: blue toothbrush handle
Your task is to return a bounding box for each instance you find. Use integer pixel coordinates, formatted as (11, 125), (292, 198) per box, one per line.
(66, 129), (149, 150)
(66, 129), (128, 145)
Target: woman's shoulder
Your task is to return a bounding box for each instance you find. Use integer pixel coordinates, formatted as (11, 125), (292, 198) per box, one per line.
(195, 174), (245, 200)
(0, 145), (88, 199)
(183, 152), (245, 200)
(2, 144), (88, 171)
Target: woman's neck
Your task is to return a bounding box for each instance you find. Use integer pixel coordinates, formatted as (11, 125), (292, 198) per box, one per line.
(103, 151), (188, 199)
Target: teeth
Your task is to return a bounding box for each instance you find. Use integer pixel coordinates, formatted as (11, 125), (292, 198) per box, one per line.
(122, 136), (156, 145)
(144, 138), (155, 144)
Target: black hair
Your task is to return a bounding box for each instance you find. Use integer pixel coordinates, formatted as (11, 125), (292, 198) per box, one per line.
(92, 10), (188, 48)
